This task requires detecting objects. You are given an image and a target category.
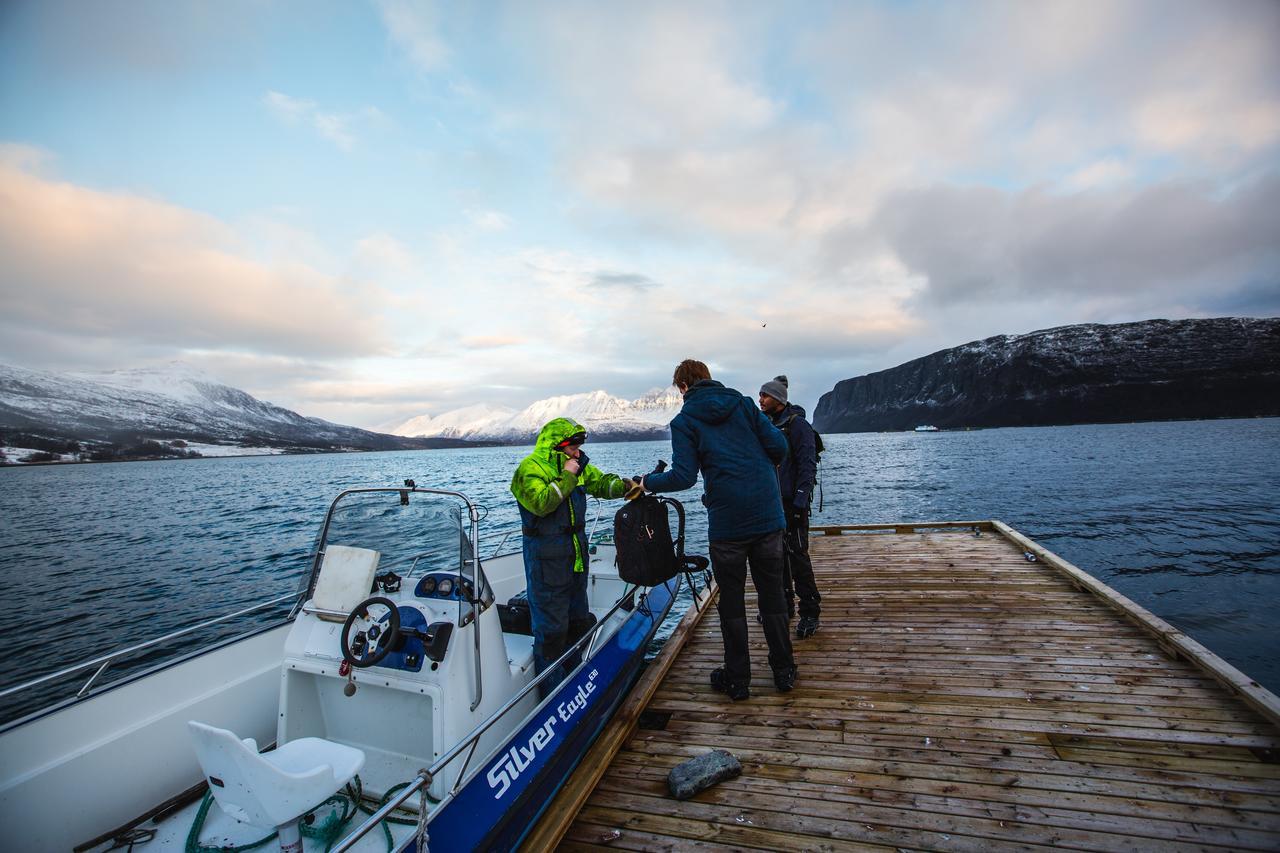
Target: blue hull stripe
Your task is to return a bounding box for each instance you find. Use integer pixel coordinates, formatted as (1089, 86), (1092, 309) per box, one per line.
(406, 576), (678, 851)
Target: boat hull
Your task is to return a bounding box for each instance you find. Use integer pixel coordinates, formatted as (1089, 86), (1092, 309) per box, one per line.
(414, 575), (679, 851)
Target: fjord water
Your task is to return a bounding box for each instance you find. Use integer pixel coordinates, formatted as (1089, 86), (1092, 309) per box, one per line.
(1, 418), (1277, 724)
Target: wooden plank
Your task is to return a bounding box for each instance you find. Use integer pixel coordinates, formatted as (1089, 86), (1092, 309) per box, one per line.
(593, 762), (1280, 848)
(543, 522), (1280, 851)
(519, 578), (717, 853)
(991, 519), (1280, 729)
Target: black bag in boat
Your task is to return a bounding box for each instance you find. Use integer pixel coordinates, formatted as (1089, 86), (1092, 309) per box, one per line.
(614, 495), (686, 587)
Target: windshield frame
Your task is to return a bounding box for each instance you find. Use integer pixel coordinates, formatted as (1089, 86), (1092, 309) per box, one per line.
(292, 486), (486, 618)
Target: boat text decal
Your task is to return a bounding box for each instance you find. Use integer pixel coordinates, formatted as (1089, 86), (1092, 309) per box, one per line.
(486, 668), (599, 799)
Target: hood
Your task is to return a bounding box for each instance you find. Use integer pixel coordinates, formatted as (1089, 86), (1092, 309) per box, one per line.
(681, 380), (743, 425)
(775, 403), (807, 422)
(534, 416), (587, 455)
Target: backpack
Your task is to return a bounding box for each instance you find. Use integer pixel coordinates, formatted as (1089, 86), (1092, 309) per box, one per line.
(779, 412), (823, 462)
(779, 411), (824, 511)
(613, 495), (685, 587)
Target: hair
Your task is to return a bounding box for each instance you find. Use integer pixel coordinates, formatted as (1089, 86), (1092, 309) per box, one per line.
(672, 359), (712, 389)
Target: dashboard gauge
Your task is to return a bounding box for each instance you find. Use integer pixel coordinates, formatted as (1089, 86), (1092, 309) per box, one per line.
(418, 576), (436, 596)
(437, 578), (454, 597)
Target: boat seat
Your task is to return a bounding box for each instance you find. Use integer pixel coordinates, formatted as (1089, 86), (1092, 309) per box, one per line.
(310, 545), (381, 622)
(504, 633), (535, 672)
(187, 721), (365, 849)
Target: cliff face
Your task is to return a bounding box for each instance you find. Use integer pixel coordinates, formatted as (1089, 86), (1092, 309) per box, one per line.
(813, 317), (1280, 433)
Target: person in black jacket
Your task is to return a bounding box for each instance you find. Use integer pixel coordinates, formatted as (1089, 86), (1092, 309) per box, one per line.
(643, 359), (797, 699)
(759, 375), (822, 638)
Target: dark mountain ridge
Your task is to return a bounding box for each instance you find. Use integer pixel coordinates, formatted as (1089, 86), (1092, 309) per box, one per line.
(813, 317), (1280, 433)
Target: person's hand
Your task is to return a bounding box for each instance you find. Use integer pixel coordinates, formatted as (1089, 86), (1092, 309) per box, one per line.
(564, 457), (582, 476)
(623, 478), (644, 500)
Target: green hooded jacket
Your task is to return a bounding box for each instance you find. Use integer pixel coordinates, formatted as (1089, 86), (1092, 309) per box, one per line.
(510, 417), (627, 573)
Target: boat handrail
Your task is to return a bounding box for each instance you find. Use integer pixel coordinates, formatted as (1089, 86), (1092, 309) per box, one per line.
(331, 580), (650, 853)
(486, 528), (519, 558)
(0, 591), (299, 704)
(485, 499), (607, 560)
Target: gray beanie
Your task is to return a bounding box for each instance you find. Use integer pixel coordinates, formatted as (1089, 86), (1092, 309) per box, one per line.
(759, 374), (788, 404)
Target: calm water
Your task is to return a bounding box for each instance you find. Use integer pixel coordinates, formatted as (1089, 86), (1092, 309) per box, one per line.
(1, 418), (1278, 724)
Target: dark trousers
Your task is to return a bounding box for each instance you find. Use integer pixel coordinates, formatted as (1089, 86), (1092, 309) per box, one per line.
(709, 529), (794, 686)
(523, 554), (594, 694)
(783, 508), (821, 618)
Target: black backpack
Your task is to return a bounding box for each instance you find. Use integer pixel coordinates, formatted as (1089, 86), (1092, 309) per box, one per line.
(615, 495), (701, 587)
(780, 411), (823, 462)
(613, 495), (680, 586)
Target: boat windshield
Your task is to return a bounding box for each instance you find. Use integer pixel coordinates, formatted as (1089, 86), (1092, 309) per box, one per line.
(299, 488), (492, 606)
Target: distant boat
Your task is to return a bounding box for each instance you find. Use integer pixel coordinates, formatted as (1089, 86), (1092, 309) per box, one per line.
(914, 425), (939, 432)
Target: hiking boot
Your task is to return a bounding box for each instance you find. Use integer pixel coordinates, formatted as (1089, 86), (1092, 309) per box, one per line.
(795, 616), (819, 639)
(773, 665), (798, 692)
(710, 667), (750, 701)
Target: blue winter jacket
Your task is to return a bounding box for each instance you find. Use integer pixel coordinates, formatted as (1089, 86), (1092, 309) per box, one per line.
(772, 403), (818, 512)
(644, 379), (788, 541)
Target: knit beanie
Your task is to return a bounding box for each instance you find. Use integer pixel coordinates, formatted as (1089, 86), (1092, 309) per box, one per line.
(759, 375), (788, 404)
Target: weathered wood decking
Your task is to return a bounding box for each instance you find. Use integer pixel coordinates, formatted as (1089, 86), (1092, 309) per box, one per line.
(528, 521), (1280, 852)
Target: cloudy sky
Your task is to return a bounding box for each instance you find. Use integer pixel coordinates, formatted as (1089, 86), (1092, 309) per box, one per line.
(1, 1), (1277, 428)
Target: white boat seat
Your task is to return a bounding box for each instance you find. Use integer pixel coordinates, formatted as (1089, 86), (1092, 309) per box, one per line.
(187, 721), (365, 838)
(503, 632), (535, 671)
(310, 545), (381, 622)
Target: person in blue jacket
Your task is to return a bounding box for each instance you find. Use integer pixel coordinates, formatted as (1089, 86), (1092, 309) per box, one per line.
(641, 359), (797, 699)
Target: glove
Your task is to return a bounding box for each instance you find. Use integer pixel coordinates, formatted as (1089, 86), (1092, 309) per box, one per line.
(623, 478), (644, 500)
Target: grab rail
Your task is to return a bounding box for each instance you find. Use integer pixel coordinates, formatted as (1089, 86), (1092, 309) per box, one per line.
(331, 579), (651, 853)
(485, 499), (607, 560)
(0, 591), (298, 704)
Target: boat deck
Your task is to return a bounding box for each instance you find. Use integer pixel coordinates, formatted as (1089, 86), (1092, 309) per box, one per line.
(527, 521), (1280, 852)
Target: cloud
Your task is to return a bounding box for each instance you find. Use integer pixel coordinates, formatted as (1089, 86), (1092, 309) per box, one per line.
(460, 335), (524, 350)
(376, 0), (450, 73)
(0, 157), (387, 361)
(465, 208), (511, 232)
(588, 271), (659, 291)
(869, 176), (1280, 310)
(263, 91), (384, 151)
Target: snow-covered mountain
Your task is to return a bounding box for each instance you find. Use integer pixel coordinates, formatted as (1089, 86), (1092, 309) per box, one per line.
(390, 387), (683, 443)
(0, 362), (455, 454)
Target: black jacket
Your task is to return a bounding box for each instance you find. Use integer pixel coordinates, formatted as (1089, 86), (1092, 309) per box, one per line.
(771, 404), (817, 512)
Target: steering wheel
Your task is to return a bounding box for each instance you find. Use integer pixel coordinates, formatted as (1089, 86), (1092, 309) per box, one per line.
(341, 596), (402, 669)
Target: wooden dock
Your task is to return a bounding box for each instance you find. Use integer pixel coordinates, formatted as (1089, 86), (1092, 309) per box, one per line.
(525, 521), (1280, 852)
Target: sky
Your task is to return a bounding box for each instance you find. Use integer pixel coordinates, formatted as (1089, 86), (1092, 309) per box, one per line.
(1, 0), (1277, 429)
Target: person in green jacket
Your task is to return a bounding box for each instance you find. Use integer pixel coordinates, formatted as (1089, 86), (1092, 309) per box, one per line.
(510, 417), (637, 688)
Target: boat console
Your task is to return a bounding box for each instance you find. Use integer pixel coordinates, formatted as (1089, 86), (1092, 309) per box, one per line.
(274, 485), (628, 810)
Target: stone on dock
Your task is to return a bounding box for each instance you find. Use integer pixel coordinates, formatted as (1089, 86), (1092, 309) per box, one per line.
(666, 749), (741, 800)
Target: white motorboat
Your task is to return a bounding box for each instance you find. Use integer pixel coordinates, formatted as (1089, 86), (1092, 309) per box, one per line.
(0, 482), (692, 851)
